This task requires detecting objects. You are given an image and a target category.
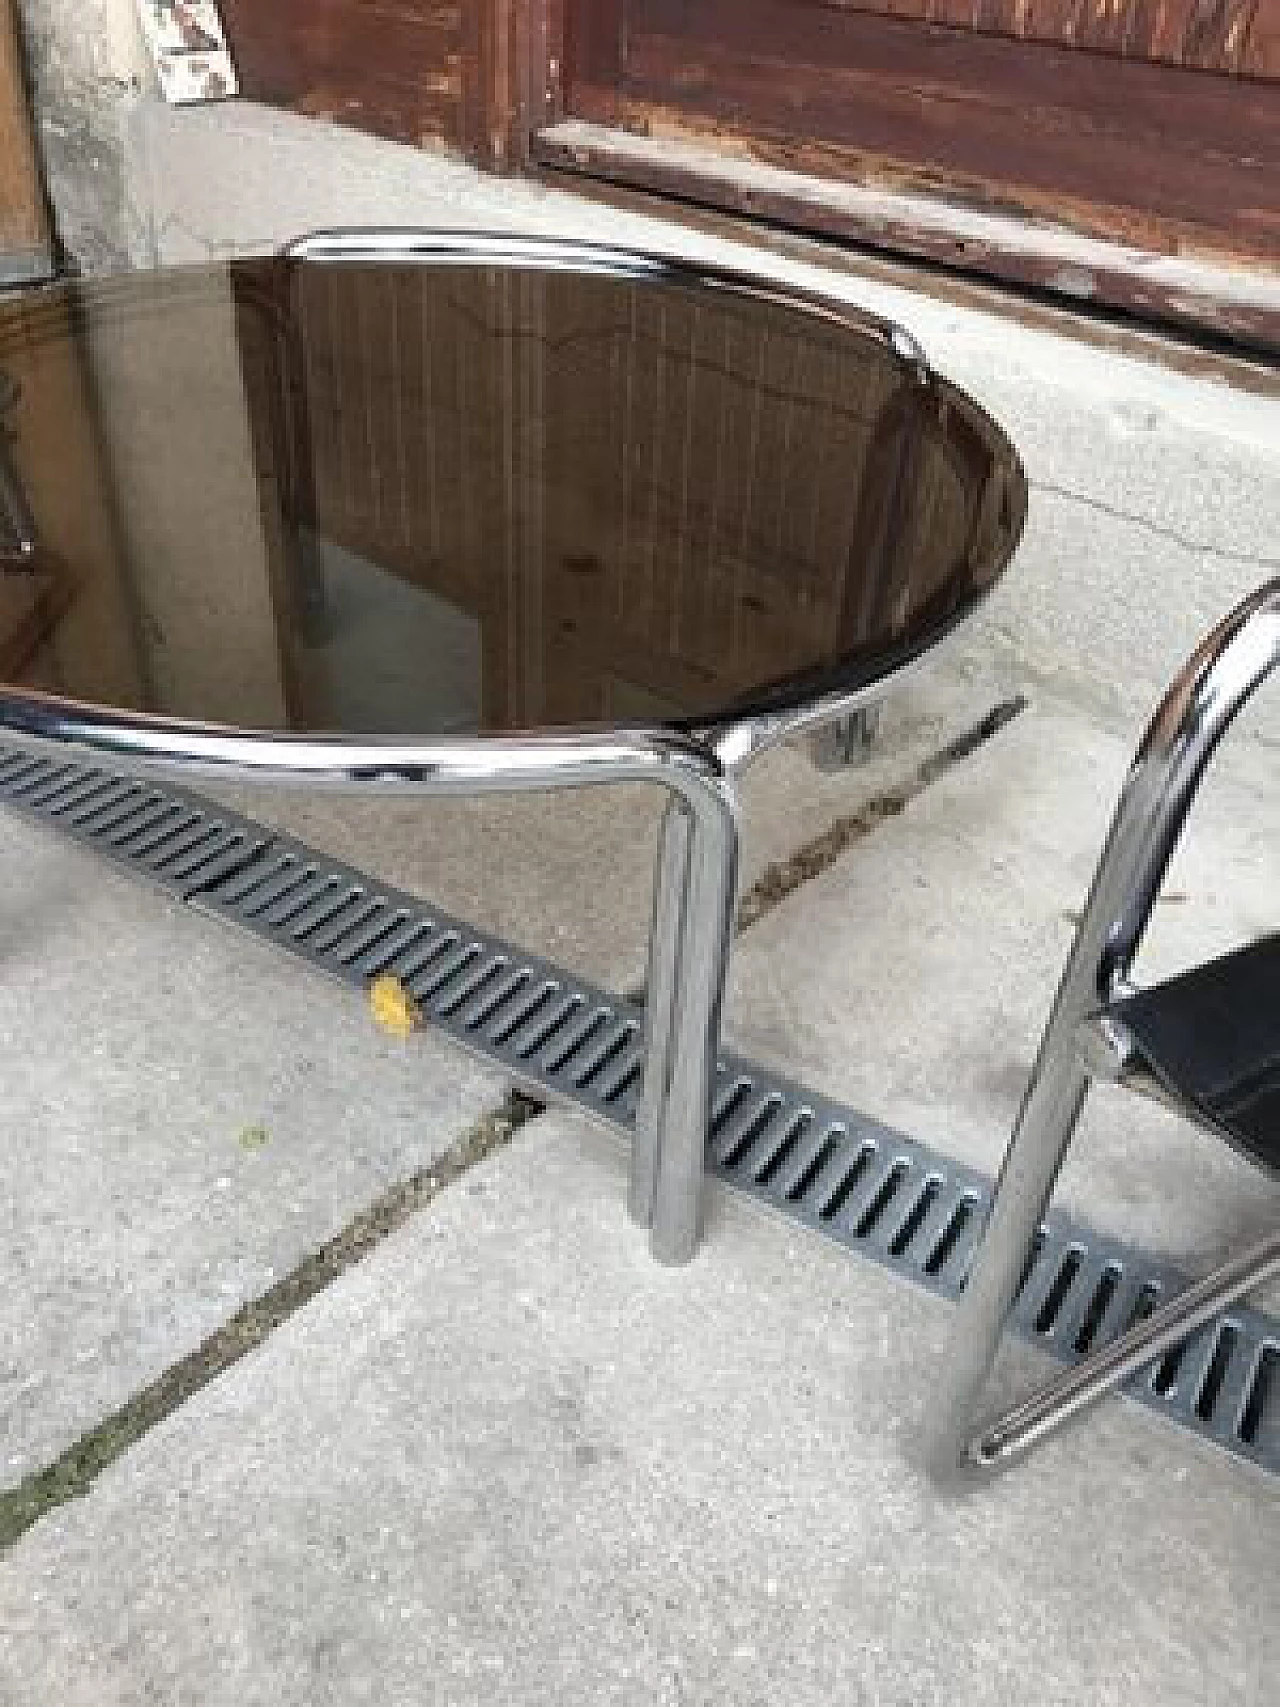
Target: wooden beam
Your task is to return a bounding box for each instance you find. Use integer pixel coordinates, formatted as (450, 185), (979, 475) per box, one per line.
(218, 1), (563, 169)
(560, 0), (1280, 266)
(466, 0), (563, 169)
(219, 0), (468, 152)
(0, 0), (50, 282)
(535, 120), (1280, 359)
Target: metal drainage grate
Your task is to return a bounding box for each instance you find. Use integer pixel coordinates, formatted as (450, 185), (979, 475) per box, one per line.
(2, 742), (1277, 1478)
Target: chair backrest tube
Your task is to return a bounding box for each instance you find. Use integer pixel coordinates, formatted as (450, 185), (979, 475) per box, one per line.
(1081, 579), (1280, 1010)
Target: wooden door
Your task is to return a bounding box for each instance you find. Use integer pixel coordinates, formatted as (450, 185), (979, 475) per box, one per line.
(558, 1), (1280, 265)
(852, 0), (1275, 76)
(218, 0), (540, 168)
(0, 0), (50, 283)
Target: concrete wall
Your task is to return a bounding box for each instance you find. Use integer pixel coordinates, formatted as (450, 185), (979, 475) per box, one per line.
(14, 0), (149, 271)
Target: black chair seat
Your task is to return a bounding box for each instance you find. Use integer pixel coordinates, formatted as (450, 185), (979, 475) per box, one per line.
(1112, 933), (1280, 1178)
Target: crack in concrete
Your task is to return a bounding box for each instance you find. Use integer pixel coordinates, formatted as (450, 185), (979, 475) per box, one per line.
(735, 695), (1029, 931)
(0, 1091), (541, 1554)
(1032, 479), (1280, 574)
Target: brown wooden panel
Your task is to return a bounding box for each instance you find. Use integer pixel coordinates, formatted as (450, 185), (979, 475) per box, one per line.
(535, 120), (1280, 354)
(749, 0), (1278, 78)
(0, 296), (145, 700)
(0, 0), (49, 279)
(1245, 0), (1280, 69)
(566, 0), (1280, 258)
(243, 260), (1004, 729)
(466, 0), (509, 164)
(219, 0), (465, 147)
(1163, 0), (1264, 73)
(564, 0), (626, 83)
(625, 0), (1278, 138)
(467, 0), (564, 166)
(220, 0), (560, 164)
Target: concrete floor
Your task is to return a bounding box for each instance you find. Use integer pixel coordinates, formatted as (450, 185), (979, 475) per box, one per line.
(1, 97), (1278, 1704)
(3, 1114), (1276, 1707)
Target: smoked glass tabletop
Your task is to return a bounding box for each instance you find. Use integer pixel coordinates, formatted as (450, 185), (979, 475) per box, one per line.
(0, 252), (1026, 739)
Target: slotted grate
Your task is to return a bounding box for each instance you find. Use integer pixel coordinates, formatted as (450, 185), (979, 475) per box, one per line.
(1, 741), (1276, 1477)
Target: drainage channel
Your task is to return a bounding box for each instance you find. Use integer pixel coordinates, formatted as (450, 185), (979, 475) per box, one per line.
(1, 742), (1276, 1479)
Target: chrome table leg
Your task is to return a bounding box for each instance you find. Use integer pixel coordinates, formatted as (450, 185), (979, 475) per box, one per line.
(631, 797), (692, 1229)
(647, 779), (739, 1265)
(633, 768), (739, 1267)
(808, 703), (883, 772)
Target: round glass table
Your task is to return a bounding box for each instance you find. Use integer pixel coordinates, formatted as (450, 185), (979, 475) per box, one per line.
(0, 230), (1026, 1262)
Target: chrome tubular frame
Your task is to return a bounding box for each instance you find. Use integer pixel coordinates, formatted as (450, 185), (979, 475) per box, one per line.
(971, 1225), (1280, 1468)
(935, 578), (1280, 1473)
(0, 229), (1016, 1265)
(0, 688), (742, 1266)
(283, 227), (929, 377)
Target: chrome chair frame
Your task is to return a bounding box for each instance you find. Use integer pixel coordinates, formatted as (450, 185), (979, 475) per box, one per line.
(0, 228), (1020, 1266)
(937, 577), (1280, 1470)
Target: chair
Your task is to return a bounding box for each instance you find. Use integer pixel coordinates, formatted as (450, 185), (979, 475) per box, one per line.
(938, 577), (1280, 1471)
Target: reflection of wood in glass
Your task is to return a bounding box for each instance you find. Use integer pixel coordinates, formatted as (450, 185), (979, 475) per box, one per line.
(0, 371), (35, 558)
(274, 270), (823, 723)
(0, 366), (67, 684)
(0, 299), (140, 698)
(238, 262), (1016, 732)
(0, 262), (1018, 734)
